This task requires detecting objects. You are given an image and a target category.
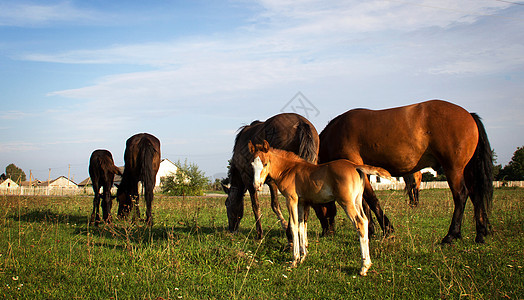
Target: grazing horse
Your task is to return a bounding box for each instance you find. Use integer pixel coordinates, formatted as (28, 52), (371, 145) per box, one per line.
(249, 140), (391, 276)
(319, 100), (493, 244)
(89, 149), (121, 225)
(117, 133), (161, 225)
(404, 171), (422, 207)
(224, 113), (336, 239)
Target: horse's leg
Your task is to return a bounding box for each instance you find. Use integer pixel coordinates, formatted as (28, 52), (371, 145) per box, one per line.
(286, 194), (300, 268)
(298, 202), (308, 263)
(101, 185), (112, 224)
(338, 191), (371, 276)
(311, 202), (337, 236)
(441, 170), (469, 244)
(145, 184), (153, 226)
(363, 176), (394, 236)
(91, 185), (101, 226)
(268, 179), (287, 230)
(247, 185), (263, 240)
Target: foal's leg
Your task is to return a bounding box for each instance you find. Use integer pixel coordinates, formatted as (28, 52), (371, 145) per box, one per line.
(298, 202), (308, 263)
(268, 179), (288, 230)
(339, 192), (372, 276)
(286, 195), (300, 267)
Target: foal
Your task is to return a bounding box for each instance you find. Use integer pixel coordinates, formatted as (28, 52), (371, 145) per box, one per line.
(249, 140), (391, 276)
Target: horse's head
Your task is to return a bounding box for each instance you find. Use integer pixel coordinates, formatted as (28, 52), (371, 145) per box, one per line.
(116, 181), (135, 218)
(248, 140), (271, 191)
(223, 167), (245, 233)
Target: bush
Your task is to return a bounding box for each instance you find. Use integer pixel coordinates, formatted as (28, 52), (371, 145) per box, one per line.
(161, 160), (210, 196)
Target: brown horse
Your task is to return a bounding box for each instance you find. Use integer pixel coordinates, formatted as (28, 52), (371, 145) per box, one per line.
(117, 133), (161, 225)
(319, 100), (493, 244)
(224, 113), (335, 239)
(249, 140), (391, 275)
(89, 149), (121, 225)
(404, 171), (422, 207)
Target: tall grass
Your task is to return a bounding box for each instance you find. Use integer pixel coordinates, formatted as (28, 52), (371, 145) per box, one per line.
(0, 189), (522, 299)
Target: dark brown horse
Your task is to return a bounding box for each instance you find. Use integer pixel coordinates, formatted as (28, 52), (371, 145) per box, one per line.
(117, 133), (161, 225)
(319, 100), (493, 244)
(89, 149), (121, 225)
(224, 113), (335, 239)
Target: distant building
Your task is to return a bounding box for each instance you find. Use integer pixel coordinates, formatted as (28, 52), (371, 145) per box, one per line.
(156, 159), (178, 186)
(37, 176), (78, 191)
(0, 178), (19, 189)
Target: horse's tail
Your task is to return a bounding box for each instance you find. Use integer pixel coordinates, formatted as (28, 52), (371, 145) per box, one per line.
(356, 165), (392, 180)
(140, 140), (158, 203)
(468, 113), (494, 213)
(110, 165), (122, 176)
(297, 122), (319, 163)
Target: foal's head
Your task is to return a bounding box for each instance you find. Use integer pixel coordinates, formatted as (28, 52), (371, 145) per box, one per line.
(248, 140), (271, 191)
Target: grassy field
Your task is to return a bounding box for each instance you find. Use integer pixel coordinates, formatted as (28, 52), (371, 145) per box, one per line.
(0, 188), (522, 299)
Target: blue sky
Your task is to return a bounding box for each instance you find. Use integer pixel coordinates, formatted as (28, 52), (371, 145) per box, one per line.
(1, 0), (523, 182)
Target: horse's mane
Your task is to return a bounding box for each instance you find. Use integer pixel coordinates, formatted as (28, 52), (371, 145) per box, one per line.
(268, 147), (308, 164)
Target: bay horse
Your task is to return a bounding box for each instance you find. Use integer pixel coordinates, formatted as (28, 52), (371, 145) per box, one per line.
(224, 113), (335, 239)
(319, 100), (493, 244)
(249, 140), (391, 276)
(89, 149), (121, 225)
(117, 133), (161, 225)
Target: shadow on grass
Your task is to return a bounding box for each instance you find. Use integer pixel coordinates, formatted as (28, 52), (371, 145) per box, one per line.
(14, 209), (90, 226)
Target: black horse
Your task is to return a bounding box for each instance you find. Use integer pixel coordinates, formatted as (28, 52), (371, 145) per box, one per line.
(117, 133), (161, 225)
(224, 113), (336, 239)
(89, 149), (121, 225)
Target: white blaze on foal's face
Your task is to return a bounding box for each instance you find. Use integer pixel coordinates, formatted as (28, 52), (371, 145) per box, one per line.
(251, 156), (267, 191)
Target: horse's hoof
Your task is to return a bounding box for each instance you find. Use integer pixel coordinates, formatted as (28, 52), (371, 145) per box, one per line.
(475, 235), (485, 244)
(441, 235), (455, 244)
(359, 262), (372, 276)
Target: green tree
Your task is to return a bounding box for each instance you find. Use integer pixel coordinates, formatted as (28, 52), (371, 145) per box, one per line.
(5, 164), (26, 183)
(161, 160), (210, 196)
(498, 146), (524, 180)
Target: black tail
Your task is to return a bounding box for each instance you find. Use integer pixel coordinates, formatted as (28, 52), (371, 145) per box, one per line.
(140, 140), (158, 203)
(469, 113), (493, 213)
(297, 122), (319, 163)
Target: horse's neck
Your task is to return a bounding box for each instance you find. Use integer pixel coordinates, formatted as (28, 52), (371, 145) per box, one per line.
(268, 151), (300, 184)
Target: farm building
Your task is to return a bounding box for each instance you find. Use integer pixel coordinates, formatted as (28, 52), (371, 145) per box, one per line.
(37, 176), (78, 191)
(0, 178), (19, 190)
(155, 159), (178, 186)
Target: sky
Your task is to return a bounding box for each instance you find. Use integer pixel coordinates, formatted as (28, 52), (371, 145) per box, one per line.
(0, 0), (523, 183)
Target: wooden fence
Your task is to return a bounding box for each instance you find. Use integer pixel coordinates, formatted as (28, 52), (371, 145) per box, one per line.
(1, 181), (523, 196)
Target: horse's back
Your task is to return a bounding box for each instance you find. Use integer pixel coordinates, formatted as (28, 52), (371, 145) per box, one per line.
(232, 113), (319, 181)
(319, 100), (478, 175)
(124, 133), (161, 176)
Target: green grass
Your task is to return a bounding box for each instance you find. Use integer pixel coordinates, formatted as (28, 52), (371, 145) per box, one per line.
(0, 189), (522, 299)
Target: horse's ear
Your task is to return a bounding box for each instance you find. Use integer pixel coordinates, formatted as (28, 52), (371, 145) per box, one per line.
(248, 141), (255, 153)
(221, 183), (230, 194)
(262, 140), (270, 152)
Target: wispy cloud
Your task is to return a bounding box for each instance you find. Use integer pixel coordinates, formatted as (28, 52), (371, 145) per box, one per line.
(0, 111), (30, 120)
(0, 1), (104, 27)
